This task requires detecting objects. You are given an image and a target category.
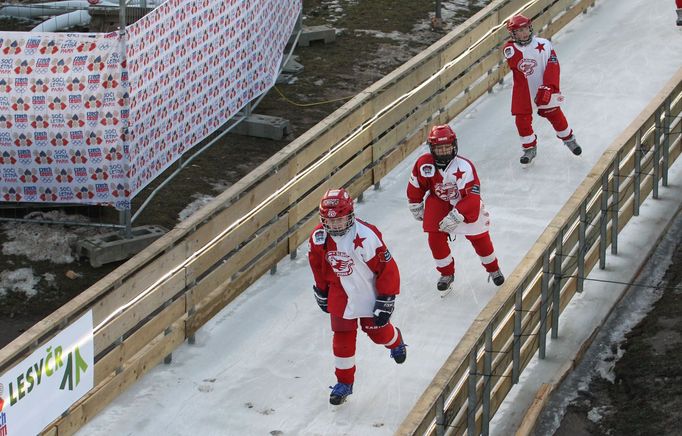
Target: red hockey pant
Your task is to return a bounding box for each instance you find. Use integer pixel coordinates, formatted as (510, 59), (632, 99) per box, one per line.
(427, 231), (499, 276)
(330, 315), (403, 384)
(514, 107), (572, 149)
(677, 0), (682, 8)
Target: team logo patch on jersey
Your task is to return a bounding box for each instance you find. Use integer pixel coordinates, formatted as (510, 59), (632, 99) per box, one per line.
(326, 251), (354, 276)
(517, 58), (538, 77)
(379, 249), (392, 263)
(435, 182), (459, 201)
(471, 184), (480, 195)
(420, 163), (435, 178)
(313, 229), (326, 245)
(503, 46), (515, 59)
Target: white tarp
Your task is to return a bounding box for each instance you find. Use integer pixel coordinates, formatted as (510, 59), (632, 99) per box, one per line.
(0, 0), (302, 209)
(0, 32), (129, 208)
(125, 0), (301, 199)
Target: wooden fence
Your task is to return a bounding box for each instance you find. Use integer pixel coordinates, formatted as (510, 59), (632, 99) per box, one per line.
(396, 67), (682, 436)
(0, 0), (608, 434)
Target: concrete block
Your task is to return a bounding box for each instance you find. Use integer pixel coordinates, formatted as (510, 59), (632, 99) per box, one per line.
(232, 114), (289, 140)
(297, 25), (336, 47)
(76, 225), (167, 268)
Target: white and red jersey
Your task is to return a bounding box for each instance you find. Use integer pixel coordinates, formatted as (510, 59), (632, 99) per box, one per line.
(307, 219), (399, 320)
(503, 36), (562, 115)
(407, 152), (482, 217)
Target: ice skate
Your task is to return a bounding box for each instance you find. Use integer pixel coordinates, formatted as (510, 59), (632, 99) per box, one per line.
(437, 275), (454, 296)
(563, 136), (582, 156)
(488, 269), (505, 286)
(390, 328), (407, 364)
(329, 382), (353, 405)
(677, 9), (682, 26)
(519, 147), (537, 166)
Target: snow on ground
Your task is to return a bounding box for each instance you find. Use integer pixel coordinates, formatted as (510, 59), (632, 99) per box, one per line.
(78, 0), (682, 435)
(0, 210), (107, 299)
(0, 268), (38, 298)
(177, 181), (232, 221)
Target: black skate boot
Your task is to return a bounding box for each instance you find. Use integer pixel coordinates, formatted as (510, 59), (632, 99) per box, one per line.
(563, 136), (582, 156)
(329, 382), (353, 405)
(488, 269), (505, 286)
(437, 275), (454, 292)
(390, 328), (407, 364)
(520, 147), (537, 165)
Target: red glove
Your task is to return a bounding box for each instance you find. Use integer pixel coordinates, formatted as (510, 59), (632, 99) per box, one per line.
(534, 85), (553, 106)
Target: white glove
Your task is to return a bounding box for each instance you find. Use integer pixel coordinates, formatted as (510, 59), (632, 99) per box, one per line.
(408, 202), (424, 221)
(439, 209), (464, 233)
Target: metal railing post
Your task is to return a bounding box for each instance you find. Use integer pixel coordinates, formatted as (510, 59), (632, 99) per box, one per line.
(540, 251), (550, 359)
(611, 152), (620, 255)
(653, 107), (661, 199)
(577, 201), (586, 293)
(552, 228), (563, 339)
(512, 285), (522, 383)
(662, 98), (671, 186)
(482, 326), (493, 436)
(599, 169), (609, 269)
(634, 130), (642, 216)
(436, 394), (445, 436)
(467, 348), (478, 436)
(119, 208), (132, 239)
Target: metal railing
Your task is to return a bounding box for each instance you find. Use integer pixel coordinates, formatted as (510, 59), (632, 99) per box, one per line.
(396, 67), (682, 436)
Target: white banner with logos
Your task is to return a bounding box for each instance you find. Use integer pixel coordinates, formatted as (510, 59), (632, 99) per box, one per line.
(0, 0), (301, 209)
(0, 310), (94, 436)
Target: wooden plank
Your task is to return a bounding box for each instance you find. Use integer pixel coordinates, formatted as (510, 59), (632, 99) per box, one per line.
(183, 192), (290, 283)
(544, 0), (592, 39)
(186, 217), (289, 308)
(89, 239), (188, 328)
(373, 129), (426, 182)
(94, 297), (185, 384)
(180, 166), (293, 254)
(288, 147), (374, 226)
(371, 47), (502, 163)
(186, 239), (289, 337)
(94, 268), (186, 355)
(371, 27), (506, 142)
(445, 66), (507, 121)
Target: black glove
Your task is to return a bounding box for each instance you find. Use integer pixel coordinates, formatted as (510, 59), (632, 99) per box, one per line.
(313, 286), (328, 313)
(373, 295), (395, 327)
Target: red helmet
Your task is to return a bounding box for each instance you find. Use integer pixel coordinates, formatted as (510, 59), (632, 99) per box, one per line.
(319, 188), (355, 236)
(427, 124), (458, 168)
(506, 14), (533, 45)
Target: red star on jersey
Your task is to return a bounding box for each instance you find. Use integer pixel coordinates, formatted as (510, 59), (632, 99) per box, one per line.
(353, 234), (366, 249)
(453, 168), (465, 180)
(535, 42), (545, 52)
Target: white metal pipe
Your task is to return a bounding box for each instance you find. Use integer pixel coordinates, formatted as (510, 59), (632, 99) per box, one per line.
(31, 9), (91, 32)
(1, 1), (117, 19)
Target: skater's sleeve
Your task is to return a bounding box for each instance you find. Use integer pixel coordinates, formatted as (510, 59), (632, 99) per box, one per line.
(542, 46), (561, 92)
(407, 156), (430, 204)
(502, 41), (517, 70)
(307, 228), (329, 291)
